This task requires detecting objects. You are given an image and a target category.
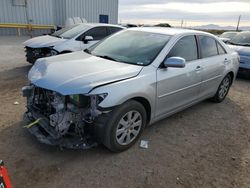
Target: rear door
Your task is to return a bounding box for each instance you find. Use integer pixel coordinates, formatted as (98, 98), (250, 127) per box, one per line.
(156, 35), (203, 117)
(197, 35), (228, 97)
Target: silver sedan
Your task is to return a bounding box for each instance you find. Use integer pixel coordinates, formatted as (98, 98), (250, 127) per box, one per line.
(23, 28), (239, 152)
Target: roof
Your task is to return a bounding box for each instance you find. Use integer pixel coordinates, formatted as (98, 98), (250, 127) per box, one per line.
(80, 23), (125, 29)
(128, 27), (212, 36)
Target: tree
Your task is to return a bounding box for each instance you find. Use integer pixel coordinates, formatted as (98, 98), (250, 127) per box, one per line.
(155, 23), (171, 27)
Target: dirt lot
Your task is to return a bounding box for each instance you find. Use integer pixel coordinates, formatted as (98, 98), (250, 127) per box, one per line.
(0, 36), (250, 188)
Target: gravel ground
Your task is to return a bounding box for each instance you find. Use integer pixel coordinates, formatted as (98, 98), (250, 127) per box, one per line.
(0, 36), (250, 188)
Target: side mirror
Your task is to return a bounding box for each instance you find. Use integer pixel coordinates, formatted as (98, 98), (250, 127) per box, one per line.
(83, 36), (94, 44)
(164, 57), (186, 68)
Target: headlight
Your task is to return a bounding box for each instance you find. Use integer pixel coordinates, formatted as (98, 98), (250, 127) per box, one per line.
(28, 60), (47, 82)
(96, 93), (108, 104)
(69, 94), (90, 108)
(69, 93), (108, 107)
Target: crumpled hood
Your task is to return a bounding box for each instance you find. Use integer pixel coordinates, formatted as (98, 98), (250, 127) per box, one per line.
(228, 45), (250, 56)
(23, 35), (67, 48)
(28, 51), (143, 95)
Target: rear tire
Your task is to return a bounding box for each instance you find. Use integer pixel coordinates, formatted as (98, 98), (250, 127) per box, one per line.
(211, 74), (232, 103)
(94, 100), (147, 152)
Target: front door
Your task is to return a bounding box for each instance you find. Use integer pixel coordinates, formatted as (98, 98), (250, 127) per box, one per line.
(156, 35), (202, 117)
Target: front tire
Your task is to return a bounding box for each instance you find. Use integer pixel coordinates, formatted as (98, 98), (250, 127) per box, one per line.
(211, 74), (232, 103)
(95, 100), (147, 152)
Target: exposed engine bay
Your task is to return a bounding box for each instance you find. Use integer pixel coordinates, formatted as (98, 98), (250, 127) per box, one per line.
(22, 85), (107, 149)
(25, 47), (55, 64)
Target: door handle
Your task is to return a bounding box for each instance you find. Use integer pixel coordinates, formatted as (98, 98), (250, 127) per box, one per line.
(195, 66), (202, 71)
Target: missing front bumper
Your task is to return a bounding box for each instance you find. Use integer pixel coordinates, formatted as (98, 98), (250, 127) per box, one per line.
(24, 111), (98, 150)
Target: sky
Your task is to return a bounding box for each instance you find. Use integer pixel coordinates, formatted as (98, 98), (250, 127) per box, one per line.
(119, 0), (250, 27)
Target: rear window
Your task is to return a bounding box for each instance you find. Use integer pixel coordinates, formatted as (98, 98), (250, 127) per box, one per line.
(198, 36), (218, 58)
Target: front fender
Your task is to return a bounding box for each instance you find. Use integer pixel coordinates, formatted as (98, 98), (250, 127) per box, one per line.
(53, 40), (80, 53)
(89, 66), (157, 116)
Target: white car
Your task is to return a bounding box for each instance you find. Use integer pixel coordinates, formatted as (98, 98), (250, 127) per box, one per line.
(23, 23), (125, 64)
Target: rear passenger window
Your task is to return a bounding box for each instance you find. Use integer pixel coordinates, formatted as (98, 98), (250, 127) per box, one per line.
(199, 36), (218, 58)
(168, 35), (198, 61)
(217, 42), (226, 55)
(109, 27), (123, 35)
(84, 27), (108, 40)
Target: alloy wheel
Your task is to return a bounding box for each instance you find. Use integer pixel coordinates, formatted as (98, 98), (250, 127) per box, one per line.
(218, 76), (230, 99)
(115, 110), (142, 146)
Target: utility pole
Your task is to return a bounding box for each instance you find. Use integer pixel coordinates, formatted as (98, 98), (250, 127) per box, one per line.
(236, 15), (241, 31)
(181, 19), (184, 28)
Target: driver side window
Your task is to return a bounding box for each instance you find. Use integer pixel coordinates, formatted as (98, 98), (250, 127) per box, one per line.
(84, 27), (108, 41)
(168, 35), (198, 62)
(77, 27), (108, 41)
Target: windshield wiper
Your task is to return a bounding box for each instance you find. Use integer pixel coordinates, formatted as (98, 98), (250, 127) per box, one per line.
(84, 49), (92, 54)
(90, 53), (142, 65)
(52, 35), (62, 39)
(229, 41), (250, 46)
(96, 55), (119, 62)
(239, 43), (250, 47)
(228, 41), (238, 45)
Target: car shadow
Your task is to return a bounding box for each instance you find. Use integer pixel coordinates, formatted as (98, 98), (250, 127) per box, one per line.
(0, 64), (31, 81)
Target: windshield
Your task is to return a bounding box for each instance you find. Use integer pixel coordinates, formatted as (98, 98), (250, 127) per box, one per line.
(51, 24), (89, 39)
(220, 32), (237, 40)
(231, 32), (250, 45)
(88, 30), (171, 66)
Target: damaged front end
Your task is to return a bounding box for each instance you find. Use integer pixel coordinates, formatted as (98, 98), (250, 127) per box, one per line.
(22, 85), (108, 149)
(25, 47), (57, 64)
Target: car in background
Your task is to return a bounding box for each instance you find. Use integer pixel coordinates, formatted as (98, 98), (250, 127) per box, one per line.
(121, 23), (138, 28)
(227, 31), (250, 77)
(219, 31), (238, 43)
(23, 23), (125, 64)
(22, 28), (239, 152)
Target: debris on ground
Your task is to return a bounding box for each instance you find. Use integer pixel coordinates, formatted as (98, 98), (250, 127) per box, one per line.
(231, 157), (236, 161)
(13, 101), (19, 105)
(140, 140), (149, 149)
(176, 177), (183, 185)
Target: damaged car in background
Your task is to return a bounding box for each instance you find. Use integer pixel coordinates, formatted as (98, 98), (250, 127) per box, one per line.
(22, 28), (239, 152)
(226, 31), (250, 77)
(23, 23), (124, 64)
(219, 31), (238, 43)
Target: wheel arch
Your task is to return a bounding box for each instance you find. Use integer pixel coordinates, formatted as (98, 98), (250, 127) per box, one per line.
(227, 71), (234, 85)
(130, 97), (151, 124)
